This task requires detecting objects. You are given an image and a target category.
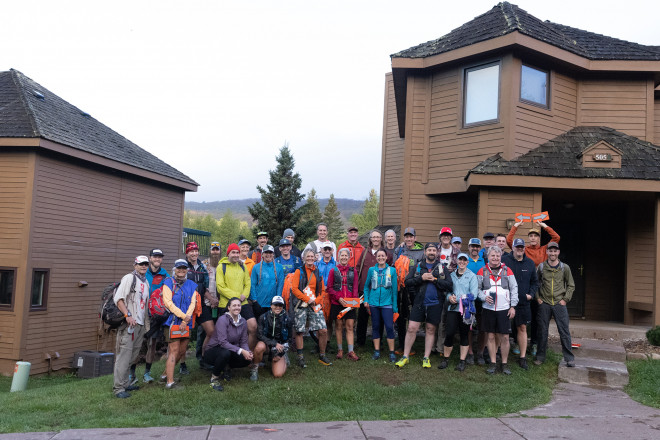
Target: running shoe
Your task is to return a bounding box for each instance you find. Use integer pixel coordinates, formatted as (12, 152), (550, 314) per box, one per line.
(422, 357), (431, 368)
(143, 372), (155, 383)
(395, 356), (409, 368)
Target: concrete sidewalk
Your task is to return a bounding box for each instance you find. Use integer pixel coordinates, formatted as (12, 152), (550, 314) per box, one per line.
(2, 383), (659, 440)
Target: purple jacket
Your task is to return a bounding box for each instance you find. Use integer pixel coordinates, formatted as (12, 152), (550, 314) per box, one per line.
(207, 313), (249, 353)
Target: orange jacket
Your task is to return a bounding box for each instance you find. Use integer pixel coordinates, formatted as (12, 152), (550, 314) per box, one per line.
(506, 225), (560, 267)
(337, 240), (365, 268)
(292, 265), (325, 304)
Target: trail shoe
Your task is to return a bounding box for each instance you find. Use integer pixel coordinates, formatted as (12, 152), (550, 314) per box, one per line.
(512, 344), (520, 355)
(533, 359), (543, 366)
(143, 372), (155, 383)
(455, 360), (466, 372)
(336, 349), (344, 360)
(465, 354), (475, 365)
(128, 374), (138, 387)
(389, 352), (397, 363)
(422, 357), (431, 369)
(566, 360), (575, 367)
(395, 356), (409, 368)
(519, 358), (529, 370)
(210, 377), (224, 392)
(165, 382), (177, 390)
(223, 369), (233, 381)
(297, 355), (307, 369)
(125, 385), (140, 392)
(115, 391), (131, 398)
(438, 359), (449, 370)
(477, 355), (486, 365)
(486, 365), (497, 374)
(158, 375), (167, 383)
(531, 344), (538, 356)
(249, 367), (259, 381)
(372, 351), (381, 361)
(318, 354), (333, 366)
(179, 364), (190, 375)
(347, 351), (360, 361)
(502, 363), (512, 375)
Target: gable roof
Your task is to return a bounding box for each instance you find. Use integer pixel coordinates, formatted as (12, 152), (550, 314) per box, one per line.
(469, 126), (660, 180)
(393, 2), (660, 61)
(0, 69), (198, 188)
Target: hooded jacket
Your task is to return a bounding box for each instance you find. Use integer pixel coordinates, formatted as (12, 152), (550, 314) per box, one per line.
(448, 269), (478, 312)
(207, 312), (249, 353)
(477, 264), (519, 312)
(250, 260), (285, 307)
(216, 257), (251, 308)
(405, 259), (453, 307)
(337, 240), (365, 268)
(537, 260), (575, 305)
(363, 264), (398, 312)
(257, 309), (290, 348)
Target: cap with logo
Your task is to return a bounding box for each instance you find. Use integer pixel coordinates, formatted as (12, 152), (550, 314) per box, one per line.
(210, 241), (221, 250)
(451, 237), (462, 244)
(468, 238), (482, 246)
(263, 245), (275, 253)
(185, 242), (199, 253)
(257, 231), (268, 237)
(547, 241), (560, 249)
(513, 238), (525, 247)
(279, 238), (292, 246)
(135, 255), (149, 265)
(404, 227), (416, 236)
(440, 227), (453, 236)
(149, 248), (164, 257)
(174, 258), (188, 268)
(482, 232), (495, 239)
(271, 295), (285, 306)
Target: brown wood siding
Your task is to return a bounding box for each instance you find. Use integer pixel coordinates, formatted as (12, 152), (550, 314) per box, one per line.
(625, 201), (655, 325)
(22, 154), (185, 375)
(427, 68), (505, 185)
(582, 145), (622, 168)
(406, 193), (477, 244)
(578, 79), (649, 140)
(655, 98), (660, 146)
(514, 72), (577, 157)
(0, 152), (33, 365)
(380, 74), (404, 226)
(480, 189), (539, 246)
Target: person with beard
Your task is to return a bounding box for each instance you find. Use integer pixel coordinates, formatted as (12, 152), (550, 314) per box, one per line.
(356, 230), (393, 347)
(248, 231), (268, 264)
(196, 242), (222, 369)
(182, 242), (208, 374)
(396, 243), (452, 369)
(112, 256), (151, 398)
(252, 295), (291, 380)
(130, 248), (169, 385)
(394, 227), (424, 355)
(161, 259), (198, 389)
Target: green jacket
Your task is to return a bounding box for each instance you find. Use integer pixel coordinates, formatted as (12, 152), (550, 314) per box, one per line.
(216, 257), (251, 308)
(537, 260), (575, 305)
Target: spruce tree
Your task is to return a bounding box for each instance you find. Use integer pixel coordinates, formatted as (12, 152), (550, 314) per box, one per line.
(322, 194), (345, 242)
(350, 189), (379, 232)
(248, 145), (308, 247)
(296, 188), (323, 244)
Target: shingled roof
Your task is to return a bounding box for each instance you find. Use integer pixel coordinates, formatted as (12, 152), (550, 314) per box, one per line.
(0, 69), (197, 187)
(393, 2), (660, 61)
(469, 126), (660, 180)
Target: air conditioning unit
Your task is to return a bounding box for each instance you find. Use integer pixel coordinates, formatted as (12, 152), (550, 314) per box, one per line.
(72, 351), (115, 379)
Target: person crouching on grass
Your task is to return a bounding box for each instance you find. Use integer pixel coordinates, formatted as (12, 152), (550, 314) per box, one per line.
(363, 249), (398, 362)
(161, 259), (198, 389)
(252, 295), (291, 380)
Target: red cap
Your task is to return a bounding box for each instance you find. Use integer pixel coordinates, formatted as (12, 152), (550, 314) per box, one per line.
(440, 227), (453, 236)
(226, 243), (240, 256)
(185, 242), (199, 253)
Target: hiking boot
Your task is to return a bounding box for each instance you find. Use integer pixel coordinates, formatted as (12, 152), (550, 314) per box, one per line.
(347, 351), (359, 361)
(438, 359), (449, 370)
(143, 372), (155, 383)
(395, 356), (409, 368)
(125, 385), (140, 391)
(249, 367), (259, 381)
(422, 357), (431, 369)
(455, 360), (466, 372)
(318, 355), (333, 366)
(519, 358), (529, 370)
(502, 363), (512, 375)
(477, 355), (486, 365)
(115, 391), (131, 398)
(297, 355), (307, 369)
(179, 365), (190, 375)
(566, 360), (575, 367)
(372, 351), (381, 361)
(486, 365), (497, 374)
(128, 374), (138, 387)
(531, 344), (537, 356)
(512, 344), (520, 355)
(466, 353), (475, 365)
(336, 349), (344, 360)
(389, 352), (397, 363)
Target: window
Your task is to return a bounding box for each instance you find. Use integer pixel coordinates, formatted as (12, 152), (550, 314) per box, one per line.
(0, 268), (16, 309)
(520, 65), (549, 107)
(30, 269), (50, 310)
(464, 62), (500, 126)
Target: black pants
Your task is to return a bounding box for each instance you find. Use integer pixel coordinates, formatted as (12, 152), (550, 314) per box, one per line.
(396, 289), (410, 350)
(536, 302), (573, 362)
(203, 345), (250, 377)
(444, 311), (469, 347)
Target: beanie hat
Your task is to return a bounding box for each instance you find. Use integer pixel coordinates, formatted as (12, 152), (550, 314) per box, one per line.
(283, 228), (295, 238)
(226, 243), (240, 256)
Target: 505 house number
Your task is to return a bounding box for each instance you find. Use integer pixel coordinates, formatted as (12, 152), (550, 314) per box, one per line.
(593, 153), (612, 162)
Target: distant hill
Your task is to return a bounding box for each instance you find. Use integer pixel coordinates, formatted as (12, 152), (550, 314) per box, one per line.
(185, 198), (366, 227)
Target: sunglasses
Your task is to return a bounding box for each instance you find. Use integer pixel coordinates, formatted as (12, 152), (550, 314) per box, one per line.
(137, 262), (149, 266)
(211, 242), (220, 247)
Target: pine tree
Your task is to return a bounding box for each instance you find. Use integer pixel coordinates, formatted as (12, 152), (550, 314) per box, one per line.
(248, 145), (309, 247)
(296, 188), (322, 244)
(322, 194), (345, 242)
(350, 189), (379, 233)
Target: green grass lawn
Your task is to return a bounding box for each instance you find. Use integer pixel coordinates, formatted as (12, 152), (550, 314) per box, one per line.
(0, 341), (560, 434)
(625, 358), (660, 408)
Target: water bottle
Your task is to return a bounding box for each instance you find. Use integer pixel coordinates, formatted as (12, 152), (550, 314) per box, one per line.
(127, 325), (134, 335)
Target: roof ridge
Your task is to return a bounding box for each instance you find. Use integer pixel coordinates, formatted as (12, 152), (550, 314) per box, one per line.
(9, 69), (40, 137)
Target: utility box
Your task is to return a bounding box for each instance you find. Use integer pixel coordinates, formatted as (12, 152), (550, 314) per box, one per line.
(72, 351), (115, 379)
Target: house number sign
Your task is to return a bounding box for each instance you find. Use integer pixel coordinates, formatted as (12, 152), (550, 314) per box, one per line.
(593, 153), (612, 162)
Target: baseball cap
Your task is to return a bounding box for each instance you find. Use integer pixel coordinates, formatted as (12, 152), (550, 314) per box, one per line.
(149, 248), (164, 257)
(403, 227), (416, 236)
(322, 244), (333, 250)
(347, 226), (358, 232)
(451, 237), (462, 244)
(263, 245), (275, 253)
(457, 253), (469, 260)
(173, 258), (188, 268)
(279, 238), (292, 246)
(482, 232), (495, 239)
(210, 242), (221, 250)
(513, 238), (525, 247)
(424, 242), (438, 250)
(271, 295), (285, 306)
(238, 239), (251, 246)
(257, 231), (268, 237)
(468, 238), (482, 246)
(185, 242), (199, 253)
(547, 241), (559, 249)
(134, 255), (149, 265)
(528, 228), (541, 236)
(440, 227), (453, 236)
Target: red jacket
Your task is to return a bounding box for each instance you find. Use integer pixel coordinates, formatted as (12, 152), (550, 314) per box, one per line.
(337, 240), (365, 268)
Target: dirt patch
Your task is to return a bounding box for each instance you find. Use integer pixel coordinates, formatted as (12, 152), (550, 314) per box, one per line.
(623, 339), (660, 356)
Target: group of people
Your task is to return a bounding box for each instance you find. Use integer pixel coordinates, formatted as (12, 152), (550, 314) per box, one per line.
(111, 221), (576, 397)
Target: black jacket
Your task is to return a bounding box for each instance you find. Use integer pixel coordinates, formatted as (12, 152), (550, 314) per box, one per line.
(257, 309), (290, 348)
(502, 253), (539, 306)
(405, 260), (453, 306)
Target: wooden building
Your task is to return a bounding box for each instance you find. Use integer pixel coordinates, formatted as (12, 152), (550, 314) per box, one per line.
(0, 70), (198, 375)
(380, 2), (660, 325)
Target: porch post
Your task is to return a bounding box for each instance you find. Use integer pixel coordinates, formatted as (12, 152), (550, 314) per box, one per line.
(654, 196), (660, 326)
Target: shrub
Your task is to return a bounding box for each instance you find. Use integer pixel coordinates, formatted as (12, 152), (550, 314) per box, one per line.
(646, 326), (660, 346)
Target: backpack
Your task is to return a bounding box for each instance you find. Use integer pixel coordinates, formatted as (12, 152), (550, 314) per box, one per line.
(222, 261), (245, 275)
(148, 285), (171, 325)
(281, 272), (296, 312)
(100, 275), (136, 329)
(480, 264), (511, 291)
(331, 267), (355, 292)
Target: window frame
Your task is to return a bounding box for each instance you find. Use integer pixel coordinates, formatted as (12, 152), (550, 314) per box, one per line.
(462, 61), (502, 128)
(520, 64), (550, 109)
(0, 267), (17, 311)
(29, 268), (50, 311)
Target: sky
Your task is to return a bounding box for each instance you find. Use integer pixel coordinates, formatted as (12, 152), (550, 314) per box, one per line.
(2, 0), (657, 202)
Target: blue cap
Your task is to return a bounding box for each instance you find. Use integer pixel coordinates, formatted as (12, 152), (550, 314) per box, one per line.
(513, 238), (525, 247)
(279, 238), (292, 246)
(468, 238), (481, 246)
(238, 239), (251, 246)
(174, 259), (188, 268)
(451, 237), (462, 244)
(457, 253), (469, 260)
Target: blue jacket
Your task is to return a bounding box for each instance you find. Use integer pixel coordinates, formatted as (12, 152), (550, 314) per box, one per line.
(275, 255), (302, 276)
(250, 261), (285, 307)
(163, 277), (197, 329)
(467, 255), (486, 276)
(448, 269), (478, 312)
(363, 265), (398, 313)
(316, 257), (337, 285)
(146, 267), (169, 296)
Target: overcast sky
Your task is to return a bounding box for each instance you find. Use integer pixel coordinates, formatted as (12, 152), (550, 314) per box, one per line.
(2, 0), (657, 202)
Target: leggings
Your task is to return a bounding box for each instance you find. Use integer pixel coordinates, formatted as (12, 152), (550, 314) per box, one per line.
(370, 306), (395, 340)
(444, 310), (470, 347)
(203, 345), (250, 376)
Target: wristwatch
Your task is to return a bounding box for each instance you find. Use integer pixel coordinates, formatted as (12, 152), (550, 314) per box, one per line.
(125, 312), (132, 318)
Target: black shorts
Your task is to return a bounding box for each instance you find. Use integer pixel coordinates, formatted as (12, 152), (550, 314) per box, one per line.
(240, 303), (255, 321)
(198, 304), (218, 324)
(481, 309), (511, 334)
(514, 304), (531, 327)
(409, 302), (443, 326)
(329, 303), (356, 321)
